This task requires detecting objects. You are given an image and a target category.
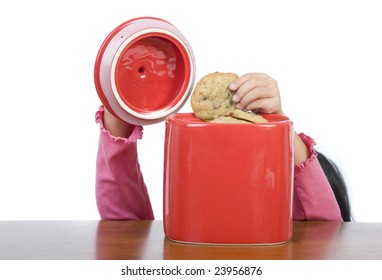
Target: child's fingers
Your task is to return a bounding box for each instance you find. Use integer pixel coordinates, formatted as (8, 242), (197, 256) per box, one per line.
(235, 87), (268, 110)
(231, 73), (273, 103)
(241, 97), (279, 113)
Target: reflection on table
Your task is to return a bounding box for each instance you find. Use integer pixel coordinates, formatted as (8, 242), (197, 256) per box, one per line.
(1, 220), (381, 260)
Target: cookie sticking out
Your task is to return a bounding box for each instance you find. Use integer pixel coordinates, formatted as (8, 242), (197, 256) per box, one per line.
(191, 72), (238, 121)
(229, 109), (268, 123)
(191, 72), (268, 123)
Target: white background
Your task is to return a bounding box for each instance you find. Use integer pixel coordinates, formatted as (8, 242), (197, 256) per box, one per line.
(0, 0), (381, 222)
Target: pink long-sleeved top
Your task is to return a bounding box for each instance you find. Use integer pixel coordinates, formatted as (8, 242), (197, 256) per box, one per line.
(95, 106), (342, 221)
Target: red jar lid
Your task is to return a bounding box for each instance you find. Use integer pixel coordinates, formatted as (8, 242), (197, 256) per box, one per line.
(94, 17), (196, 125)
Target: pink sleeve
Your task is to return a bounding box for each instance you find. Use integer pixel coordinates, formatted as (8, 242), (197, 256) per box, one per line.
(293, 133), (342, 221)
(95, 106), (154, 220)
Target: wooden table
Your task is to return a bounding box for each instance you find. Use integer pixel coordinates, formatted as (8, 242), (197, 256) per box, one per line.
(1, 220), (381, 260)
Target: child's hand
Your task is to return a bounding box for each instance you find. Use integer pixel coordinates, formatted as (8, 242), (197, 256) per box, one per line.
(229, 73), (283, 115)
(103, 108), (133, 138)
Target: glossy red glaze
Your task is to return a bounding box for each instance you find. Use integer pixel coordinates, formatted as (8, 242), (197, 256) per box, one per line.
(114, 33), (189, 114)
(163, 113), (294, 245)
(94, 17), (195, 125)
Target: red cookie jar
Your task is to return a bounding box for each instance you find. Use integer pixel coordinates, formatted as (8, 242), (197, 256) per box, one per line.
(163, 113), (294, 245)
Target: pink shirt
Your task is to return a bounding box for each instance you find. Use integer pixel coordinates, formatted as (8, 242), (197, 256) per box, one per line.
(95, 106), (342, 221)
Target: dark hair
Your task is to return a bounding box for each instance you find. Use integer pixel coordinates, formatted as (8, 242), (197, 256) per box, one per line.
(316, 151), (352, 222)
